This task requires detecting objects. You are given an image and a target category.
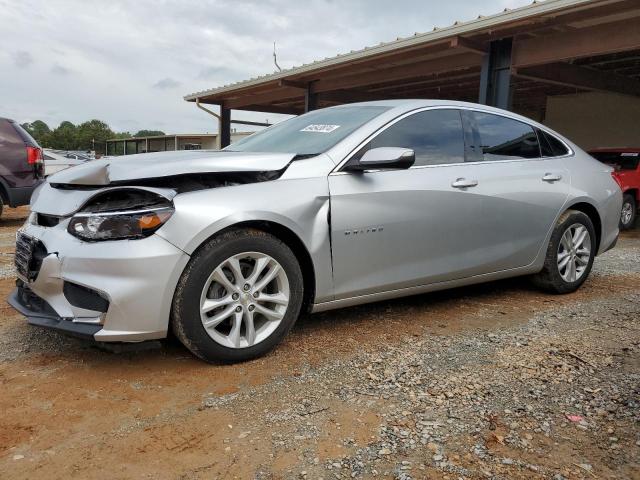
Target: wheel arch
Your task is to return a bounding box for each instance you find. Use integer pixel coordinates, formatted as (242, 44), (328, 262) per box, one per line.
(0, 178), (10, 206)
(564, 201), (602, 253)
(624, 188), (638, 202)
(192, 220), (317, 313)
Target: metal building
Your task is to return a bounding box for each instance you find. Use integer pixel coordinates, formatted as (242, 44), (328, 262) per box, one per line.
(184, 0), (640, 150)
(105, 132), (252, 156)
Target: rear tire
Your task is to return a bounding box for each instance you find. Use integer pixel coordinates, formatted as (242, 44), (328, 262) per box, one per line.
(172, 228), (303, 363)
(620, 193), (636, 230)
(532, 210), (596, 294)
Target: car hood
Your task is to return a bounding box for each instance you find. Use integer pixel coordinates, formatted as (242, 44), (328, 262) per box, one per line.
(47, 150), (296, 186)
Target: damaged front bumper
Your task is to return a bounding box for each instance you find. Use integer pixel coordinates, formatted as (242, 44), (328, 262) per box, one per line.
(8, 220), (190, 343)
(9, 282), (102, 340)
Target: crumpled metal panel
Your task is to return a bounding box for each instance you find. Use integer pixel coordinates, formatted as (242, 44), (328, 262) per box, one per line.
(47, 150), (296, 185)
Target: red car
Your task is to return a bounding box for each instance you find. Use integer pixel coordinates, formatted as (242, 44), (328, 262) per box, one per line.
(589, 148), (639, 230)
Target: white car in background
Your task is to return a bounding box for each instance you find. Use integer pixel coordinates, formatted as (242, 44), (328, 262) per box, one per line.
(42, 149), (87, 176)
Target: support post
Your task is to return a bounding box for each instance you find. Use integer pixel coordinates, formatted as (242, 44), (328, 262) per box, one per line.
(304, 83), (318, 112)
(479, 38), (513, 110)
(220, 105), (231, 148)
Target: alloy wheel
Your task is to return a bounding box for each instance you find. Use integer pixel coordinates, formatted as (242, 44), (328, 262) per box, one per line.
(557, 223), (591, 283)
(621, 201), (633, 226)
(199, 252), (290, 349)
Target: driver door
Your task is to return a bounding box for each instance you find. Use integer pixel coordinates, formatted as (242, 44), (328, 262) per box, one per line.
(328, 108), (481, 299)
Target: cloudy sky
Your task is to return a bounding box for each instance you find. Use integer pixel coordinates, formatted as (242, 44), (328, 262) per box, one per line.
(0, 0), (531, 134)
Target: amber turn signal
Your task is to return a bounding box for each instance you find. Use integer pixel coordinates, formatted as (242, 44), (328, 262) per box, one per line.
(138, 211), (173, 230)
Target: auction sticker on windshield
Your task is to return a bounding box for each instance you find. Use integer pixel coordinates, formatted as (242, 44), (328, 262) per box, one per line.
(300, 124), (341, 133)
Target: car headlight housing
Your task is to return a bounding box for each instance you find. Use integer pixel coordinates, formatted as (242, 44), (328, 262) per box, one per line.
(67, 189), (174, 241)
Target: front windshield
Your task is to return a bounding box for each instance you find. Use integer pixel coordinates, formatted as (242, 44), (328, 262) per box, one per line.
(225, 105), (390, 155)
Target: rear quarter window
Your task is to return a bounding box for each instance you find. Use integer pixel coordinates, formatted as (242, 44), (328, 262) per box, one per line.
(537, 129), (569, 157)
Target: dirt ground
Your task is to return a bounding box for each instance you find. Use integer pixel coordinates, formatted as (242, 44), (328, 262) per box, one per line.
(0, 206), (638, 480)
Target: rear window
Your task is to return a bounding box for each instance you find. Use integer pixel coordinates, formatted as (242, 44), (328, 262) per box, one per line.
(10, 121), (39, 147)
(590, 151), (639, 171)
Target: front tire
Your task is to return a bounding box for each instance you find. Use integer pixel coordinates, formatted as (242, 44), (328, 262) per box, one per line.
(620, 193), (636, 230)
(172, 229), (304, 363)
(532, 210), (596, 294)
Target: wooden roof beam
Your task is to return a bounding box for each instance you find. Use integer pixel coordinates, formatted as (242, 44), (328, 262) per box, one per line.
(513, 62), (640, 97)
(449, 36), (486, 55)
(314, 52), (481, 93)
(234, 104), (302, 115)
(367, 69), (482, 92)
(278, 79), (309, 89)
(317, 89), (401, 104)
(224, 87), (303, 109)
(512, 17), (640, 67)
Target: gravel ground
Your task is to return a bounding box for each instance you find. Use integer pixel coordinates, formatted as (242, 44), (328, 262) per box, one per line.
(0, 207), (638, 479)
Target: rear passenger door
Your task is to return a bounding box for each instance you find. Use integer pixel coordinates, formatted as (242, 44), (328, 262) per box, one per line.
(458, 110), (571, 270)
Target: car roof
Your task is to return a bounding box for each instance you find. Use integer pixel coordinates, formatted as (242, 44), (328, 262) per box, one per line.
(589, 147), (640, 153)
(329, 99), (547, 126)
(332, 99), (502, 110)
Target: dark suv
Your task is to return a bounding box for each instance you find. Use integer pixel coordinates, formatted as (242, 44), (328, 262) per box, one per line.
(0, 118), (44, 215)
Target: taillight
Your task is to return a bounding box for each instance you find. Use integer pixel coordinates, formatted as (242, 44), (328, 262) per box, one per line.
(26, 146), (43, 165)
(611, 172), (623, 189)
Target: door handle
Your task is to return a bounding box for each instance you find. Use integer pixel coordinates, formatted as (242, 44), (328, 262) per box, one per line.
(542, 173), (562, 182)
(451, 178), (478, 189)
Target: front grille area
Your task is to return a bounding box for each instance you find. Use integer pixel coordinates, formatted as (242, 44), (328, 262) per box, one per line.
(15, 232), (47, 281)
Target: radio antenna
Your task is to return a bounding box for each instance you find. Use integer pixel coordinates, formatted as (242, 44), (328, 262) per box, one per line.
(273, 41), (282, 72)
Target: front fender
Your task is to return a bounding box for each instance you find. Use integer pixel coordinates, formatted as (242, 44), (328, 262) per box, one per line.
(156, 177), (334, 303)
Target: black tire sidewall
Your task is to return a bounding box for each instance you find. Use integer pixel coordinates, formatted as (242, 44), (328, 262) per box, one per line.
(545, 211), (596, 293)
(172, 230), (303, 363)
(620, 194), (636, 230)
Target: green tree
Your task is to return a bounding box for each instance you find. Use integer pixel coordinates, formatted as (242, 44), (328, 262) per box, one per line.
(133, 129), (165, 137)
(21, 120), (51, 145)
(48, 121), (78, 150)
(76, 119), (114, 154)
(19, 118), (165, 154)
(112, 132), (132, 139)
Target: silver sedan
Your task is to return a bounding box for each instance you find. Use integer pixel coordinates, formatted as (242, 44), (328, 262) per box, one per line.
(9, 100), (621, 362)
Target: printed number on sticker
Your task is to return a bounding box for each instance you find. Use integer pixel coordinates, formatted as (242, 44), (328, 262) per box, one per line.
(300, 124), (340, 133)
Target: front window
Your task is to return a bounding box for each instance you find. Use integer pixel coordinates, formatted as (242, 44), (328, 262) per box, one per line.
(349, 109), (465, 167)
(225, 105), (390, 155)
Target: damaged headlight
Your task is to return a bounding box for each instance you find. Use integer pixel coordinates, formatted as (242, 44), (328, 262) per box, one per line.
(67, 189), (174, 241)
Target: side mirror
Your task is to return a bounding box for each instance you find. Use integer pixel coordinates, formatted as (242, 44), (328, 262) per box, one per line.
(345, 147), (415, 172)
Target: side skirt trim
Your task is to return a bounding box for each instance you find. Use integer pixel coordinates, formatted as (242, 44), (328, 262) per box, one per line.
(311, 265), (539, 313)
